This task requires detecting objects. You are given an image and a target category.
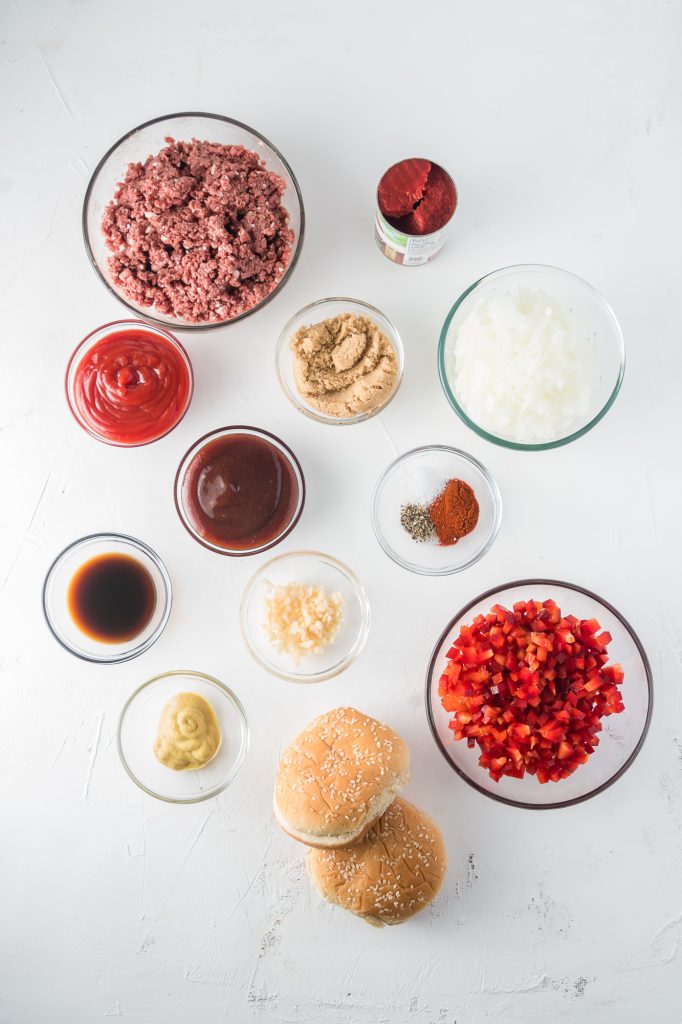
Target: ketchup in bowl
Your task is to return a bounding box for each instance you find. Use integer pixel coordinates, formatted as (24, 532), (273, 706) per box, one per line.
(66, 321), (193, 446)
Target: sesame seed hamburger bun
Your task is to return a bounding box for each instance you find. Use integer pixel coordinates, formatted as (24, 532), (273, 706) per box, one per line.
(273, 707), (410, 849)
(307, 797), (447, 926)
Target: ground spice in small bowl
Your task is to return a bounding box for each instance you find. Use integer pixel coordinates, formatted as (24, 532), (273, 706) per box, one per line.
(428, 478), (479, 546)
(399, 503), (436, 543)
(400, 478), (479, 547)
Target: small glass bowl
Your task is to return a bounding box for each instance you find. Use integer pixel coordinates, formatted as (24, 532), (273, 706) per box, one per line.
(438, 264), (626, 450)
(117, 670), (249, 803)
(276, 297), (404, 425)
(174, 426), (305, 556)
(426, 580), (653, 809)
(240, 550), (371, 682)
(83, 112), (305, 331)
(65, 319), (194, 447)
(371, 446), (502, 576)
(42, 533), (172, 663)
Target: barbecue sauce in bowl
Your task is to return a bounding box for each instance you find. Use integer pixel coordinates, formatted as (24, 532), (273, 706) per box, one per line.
(180, 432), (301, 552)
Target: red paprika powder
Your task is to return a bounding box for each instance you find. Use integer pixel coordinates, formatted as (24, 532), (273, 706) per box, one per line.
(428, 478), (479, 546)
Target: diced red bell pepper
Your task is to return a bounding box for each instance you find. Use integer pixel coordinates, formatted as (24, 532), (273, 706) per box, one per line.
(439, 599), (625, 785)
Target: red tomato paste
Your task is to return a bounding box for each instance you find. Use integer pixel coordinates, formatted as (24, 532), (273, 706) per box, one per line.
(377, 159), (457, 235)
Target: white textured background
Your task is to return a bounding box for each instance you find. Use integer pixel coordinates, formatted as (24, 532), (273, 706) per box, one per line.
(2, 1), (681, 1022)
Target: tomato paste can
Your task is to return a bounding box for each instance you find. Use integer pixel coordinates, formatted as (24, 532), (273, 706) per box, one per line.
(375, 159), (457, 267)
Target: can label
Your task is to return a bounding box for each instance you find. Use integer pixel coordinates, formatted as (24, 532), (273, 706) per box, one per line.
(375, 210), (449, 267)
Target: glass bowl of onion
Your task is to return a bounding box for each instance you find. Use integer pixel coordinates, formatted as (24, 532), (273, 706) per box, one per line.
(438, 265), (625, 451)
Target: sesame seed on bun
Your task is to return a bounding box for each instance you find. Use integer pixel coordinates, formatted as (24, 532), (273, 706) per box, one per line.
(307, 797), (447, 926)
(273, 707), (410, 848)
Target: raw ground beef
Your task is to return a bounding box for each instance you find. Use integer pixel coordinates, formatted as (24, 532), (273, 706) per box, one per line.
(101, 137), (294, 323)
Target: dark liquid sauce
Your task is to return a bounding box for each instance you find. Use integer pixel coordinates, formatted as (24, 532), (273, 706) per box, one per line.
(182, 433), (299, 550)
(67, 553), (157, 643)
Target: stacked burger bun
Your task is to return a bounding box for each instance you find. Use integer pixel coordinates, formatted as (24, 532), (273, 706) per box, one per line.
(274, 706), (446, 926)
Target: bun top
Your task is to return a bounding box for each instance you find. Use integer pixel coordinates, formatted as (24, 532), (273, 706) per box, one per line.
(307, 797), (447, 925)
(274, 707), (409, 841)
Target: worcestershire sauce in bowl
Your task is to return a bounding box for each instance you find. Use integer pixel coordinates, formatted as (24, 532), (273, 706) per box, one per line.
(179, 430), (302, 553)
(67, 552), (157, 643)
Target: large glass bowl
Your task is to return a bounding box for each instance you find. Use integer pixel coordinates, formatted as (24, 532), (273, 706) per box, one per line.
(276, 297), (404, 425)
(83, 112), (305, 331)
(438, 265), (625, 450)
(426, 580), (652, 809)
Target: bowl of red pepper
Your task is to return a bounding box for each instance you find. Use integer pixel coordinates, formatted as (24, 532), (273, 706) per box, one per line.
(425, 580), (652, 809)
(371, 445), (502, 576)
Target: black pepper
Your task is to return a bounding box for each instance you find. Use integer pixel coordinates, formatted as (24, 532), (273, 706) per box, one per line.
(400, 503), (436, 543)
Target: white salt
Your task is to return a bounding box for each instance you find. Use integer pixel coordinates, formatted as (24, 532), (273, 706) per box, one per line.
(401, 465), (445, 506)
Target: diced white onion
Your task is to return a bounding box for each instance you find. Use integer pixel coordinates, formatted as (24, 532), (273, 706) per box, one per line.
(446, 288), (598, 443)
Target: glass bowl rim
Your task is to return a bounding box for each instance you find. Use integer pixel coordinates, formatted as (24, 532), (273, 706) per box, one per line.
(174, 425), (306, 556)
(41, 531), (173, 663)
(239, 548), (372, 682)
(371, 444), (503, 576)
(65, 318), (194, 448)
(82, 110), (306, 332)
(425, 577), (653, 809)
(275, 296), (405, 426)
(437, 263), (626, 451)
(117, 668), (249, 803)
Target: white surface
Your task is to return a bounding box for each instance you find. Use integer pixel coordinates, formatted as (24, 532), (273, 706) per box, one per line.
(1, 2), (681, 1022)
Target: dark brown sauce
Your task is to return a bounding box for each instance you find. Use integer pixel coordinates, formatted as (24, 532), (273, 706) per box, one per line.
(182, 433), (299, 550)
(67, 553), (157, 643)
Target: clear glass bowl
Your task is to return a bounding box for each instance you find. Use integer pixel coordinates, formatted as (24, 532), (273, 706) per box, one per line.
(275, 297), (404, 425)
(240, 550), (371, 682)
(426, 580), (653, 809)
(174, 426), (305, 556)
(83, 112), (305, 331)
(438, 264), (625, 450)
(117, 670), (249, 803)
(42, 533), (172, 663)
(371, 446), (502, 576)
(65, 319), (194, 447)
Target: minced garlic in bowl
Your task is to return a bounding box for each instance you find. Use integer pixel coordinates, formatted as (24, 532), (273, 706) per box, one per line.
(263, 581), (344, 662)
(240, 551), (371, 683)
